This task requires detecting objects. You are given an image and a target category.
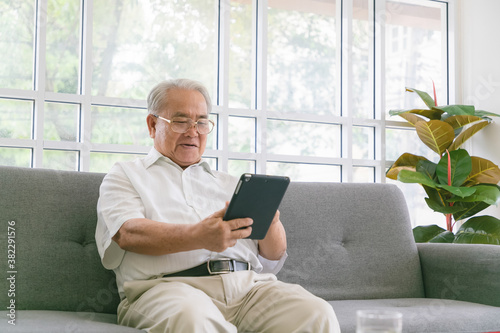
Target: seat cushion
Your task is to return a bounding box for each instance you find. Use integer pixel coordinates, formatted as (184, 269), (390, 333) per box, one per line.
(329, 298), (500, 333)
(0, 310), (143, 332)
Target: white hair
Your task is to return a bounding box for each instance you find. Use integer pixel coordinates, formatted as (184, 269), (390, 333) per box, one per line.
(147, 79), (212, 115)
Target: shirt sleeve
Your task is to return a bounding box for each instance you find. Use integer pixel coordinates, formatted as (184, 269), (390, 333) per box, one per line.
(258, 251), (288, 275)
(95, 163), (146, 269)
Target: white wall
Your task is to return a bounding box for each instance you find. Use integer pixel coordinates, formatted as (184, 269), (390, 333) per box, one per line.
(457, 0), (500, 218)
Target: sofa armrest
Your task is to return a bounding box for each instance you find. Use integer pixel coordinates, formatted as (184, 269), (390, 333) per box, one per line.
(417, 243), (500, 307)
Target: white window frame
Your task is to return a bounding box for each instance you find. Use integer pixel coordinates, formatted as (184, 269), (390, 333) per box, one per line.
(0, 0), (454, 181)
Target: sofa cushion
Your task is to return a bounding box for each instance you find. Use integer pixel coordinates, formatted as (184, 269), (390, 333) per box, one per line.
(277, 182), (425, 300)
(0, 310), (143, 332)
(0, 167), (120, 313)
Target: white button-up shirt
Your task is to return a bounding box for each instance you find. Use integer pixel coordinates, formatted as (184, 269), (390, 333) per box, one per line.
(96, 148), (286, 297)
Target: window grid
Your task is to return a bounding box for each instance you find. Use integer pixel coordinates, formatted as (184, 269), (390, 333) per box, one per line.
(0, 0), (452, 186)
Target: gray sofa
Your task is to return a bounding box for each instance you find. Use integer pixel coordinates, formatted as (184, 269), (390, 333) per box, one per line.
(1, 166), (499, 333)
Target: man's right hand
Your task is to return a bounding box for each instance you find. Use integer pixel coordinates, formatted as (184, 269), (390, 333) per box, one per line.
(195, 204), (253, 253)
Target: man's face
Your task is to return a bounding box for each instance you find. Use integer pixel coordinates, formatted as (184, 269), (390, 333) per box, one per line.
(147, 88), (209, 169)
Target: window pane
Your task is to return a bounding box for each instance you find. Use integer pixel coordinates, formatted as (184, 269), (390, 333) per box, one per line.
(89, 152), (146, 173)
(267, 0), (337, 115)
(0, 1), (34, 90)
(267, 162), (340, 182)
(267, 120), (341, 157)
(352, 126), (374, 160)
(386, 127), (435, 162)
(228, 116), (255, 153)
(352, 0), (373, 118)
(352, 166), (374, 183)
(92, 0), (217, 99)
(91, 106), (151, 145)
(229, 0), (253, 109)
(0, 99), (32, 139)
(385, 1), (447, 115)
(206, 113), (218, 150)
(0, 147), (31, 167)
(203, 156), (217, 170)
(228, 159), (255, 177)
(44, 102), (79, 141)
(45, 0), (81, 93)
(387, 177), (445, 229)
(43, 149), (78, 171)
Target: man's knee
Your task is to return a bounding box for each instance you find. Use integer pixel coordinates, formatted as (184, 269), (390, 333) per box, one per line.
(313, 298), (338, 324)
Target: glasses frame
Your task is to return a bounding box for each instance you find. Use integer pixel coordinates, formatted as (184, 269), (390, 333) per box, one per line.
(153, 114), (215, 134)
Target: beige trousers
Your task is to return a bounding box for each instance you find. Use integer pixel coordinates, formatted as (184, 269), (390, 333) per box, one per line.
(117, 270), (340, 333)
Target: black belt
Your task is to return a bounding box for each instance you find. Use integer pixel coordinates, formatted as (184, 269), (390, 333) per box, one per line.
(162, 259), (251, 278)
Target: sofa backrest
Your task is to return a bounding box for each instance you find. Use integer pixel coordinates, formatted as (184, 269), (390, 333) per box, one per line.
(0, 166), (425, 312)
(0, 166), (120, 314)
(277, 182), (425, 300)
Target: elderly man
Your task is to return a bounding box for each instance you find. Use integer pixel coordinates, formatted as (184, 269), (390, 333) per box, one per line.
(96, 78), (340, 332)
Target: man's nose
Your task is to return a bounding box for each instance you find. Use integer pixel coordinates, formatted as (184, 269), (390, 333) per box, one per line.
(185, 123), (199, 136)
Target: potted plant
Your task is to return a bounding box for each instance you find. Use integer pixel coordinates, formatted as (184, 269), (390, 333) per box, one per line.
(386, 87), (500, 244)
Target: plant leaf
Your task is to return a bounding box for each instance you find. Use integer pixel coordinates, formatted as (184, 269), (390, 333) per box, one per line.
(398, 112), (425, 126)
(413, 225), (447, 243)
(397, 169), (436, 188)
(416, 160), (437, 180)
(429, 231), (455, 243)
(425, 197), (466, 214)
(389, 108), (444, 120)
(444, 115), (483, 130)
(453, 215), (500, 245)
(389, 109), (423, 116)
(386, 153), (428, 180)
(436, 149), (472, 186)
(415, 120), (455, 156)
(475, 110), (500, 118)
(453, 201), (491, 221)
(406, 87), (436, 109)
(437, 104), (476, 116)
(423, 185), (447, 207)
(411, 109), (444, 120)
(464, 156), (500, 186)
(448, 121), (490, 151)
(448, 185), (500, 205)
(435, 184), (476, 198)
(389, 108), (443, 120)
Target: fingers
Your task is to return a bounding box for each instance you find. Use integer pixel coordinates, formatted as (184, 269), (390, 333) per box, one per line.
(233, 226), (252, 239)
(200, 206), (253, 251)
(212, 203), (229, 219)
(228, 217), (253, 241)
(227, 217), (253, 231)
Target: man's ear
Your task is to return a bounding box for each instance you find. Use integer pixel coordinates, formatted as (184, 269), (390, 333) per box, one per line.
(146, 114), (156, 138)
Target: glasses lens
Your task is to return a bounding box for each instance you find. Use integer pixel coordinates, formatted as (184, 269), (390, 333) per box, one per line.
(197, 119), (214, 134)
(169, 119), (189, 133)
(170, 118), (214, 134)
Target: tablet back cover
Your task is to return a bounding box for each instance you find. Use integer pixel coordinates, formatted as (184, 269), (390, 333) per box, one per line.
(224, 174), (290, 239)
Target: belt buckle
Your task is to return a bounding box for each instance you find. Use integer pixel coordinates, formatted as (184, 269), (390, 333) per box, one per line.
(207, 259), (234, 275)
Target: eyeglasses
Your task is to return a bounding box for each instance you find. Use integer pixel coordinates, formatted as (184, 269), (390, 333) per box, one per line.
(153, 115), (215, 135)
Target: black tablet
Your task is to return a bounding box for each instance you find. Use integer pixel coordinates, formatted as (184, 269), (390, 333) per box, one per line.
(223, 173), (290, 239)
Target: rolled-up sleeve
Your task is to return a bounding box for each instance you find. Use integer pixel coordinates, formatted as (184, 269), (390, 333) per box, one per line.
(96, 163), (146, 269)
(258, 252), (288, 275)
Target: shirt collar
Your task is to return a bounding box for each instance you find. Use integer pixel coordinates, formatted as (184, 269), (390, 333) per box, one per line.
(143, 147), (215, 177)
